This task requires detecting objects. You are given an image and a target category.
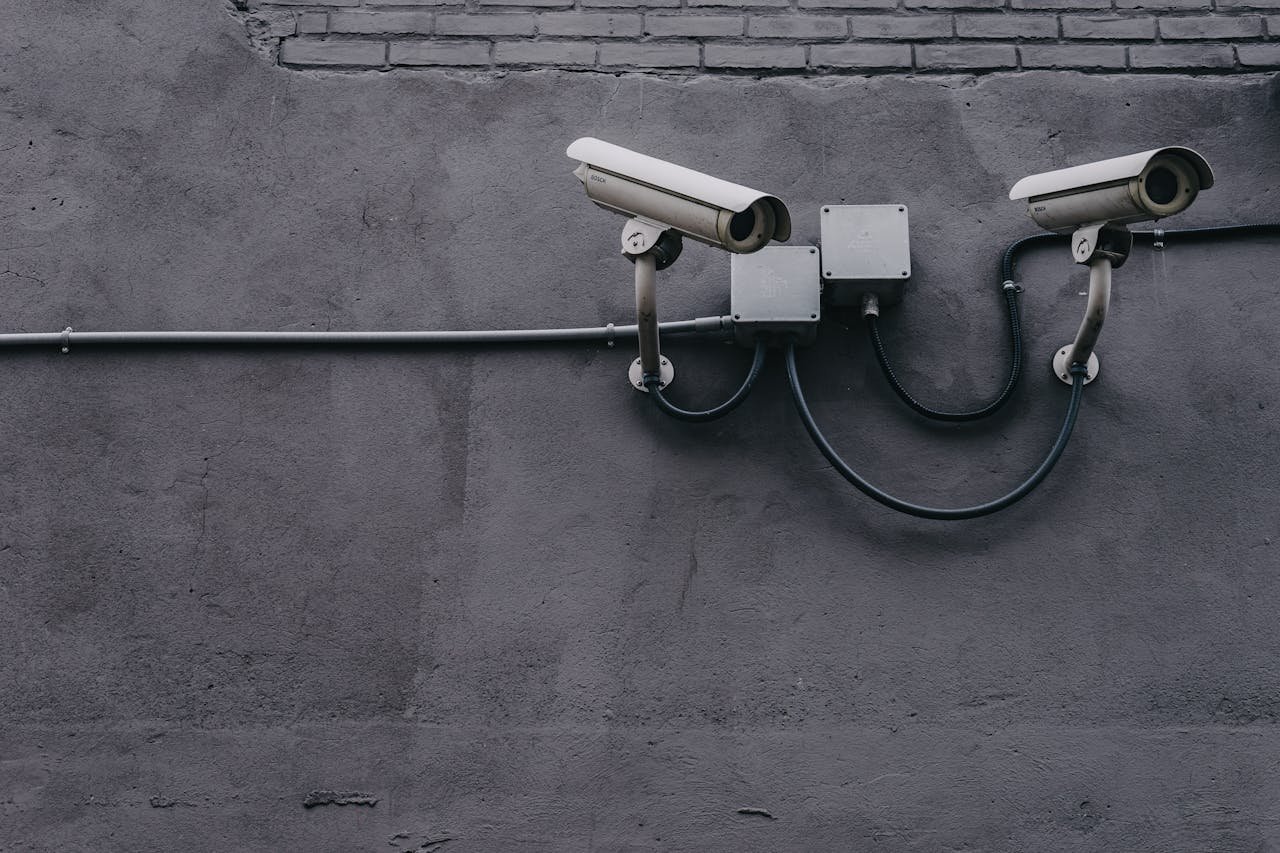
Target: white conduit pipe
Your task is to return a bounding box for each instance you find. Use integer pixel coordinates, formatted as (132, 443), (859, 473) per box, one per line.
(0, 316), (735, 350)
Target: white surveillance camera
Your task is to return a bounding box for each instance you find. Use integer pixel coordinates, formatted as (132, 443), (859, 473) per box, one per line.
(567, 137), (791, 254)
(1009, 147), (1214, 233)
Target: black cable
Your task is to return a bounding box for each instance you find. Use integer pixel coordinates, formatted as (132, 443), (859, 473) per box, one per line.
(867, 224), (1280, 423)
(785, 342), (1087, 520)
(866, 283), (1022, 422)
(644, 339), (767, 423)
(864, 231), (1064, 423)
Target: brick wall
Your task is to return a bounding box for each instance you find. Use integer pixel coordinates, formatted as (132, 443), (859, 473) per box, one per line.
(233, 0), (1280, 72)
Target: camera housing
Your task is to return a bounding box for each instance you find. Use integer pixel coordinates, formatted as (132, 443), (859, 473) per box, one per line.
(567, 137), (791, 253)
(1008, 146), (1214, 234)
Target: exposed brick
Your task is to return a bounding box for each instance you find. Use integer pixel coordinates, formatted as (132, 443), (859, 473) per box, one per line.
(1159, 15), (1264, 38)
(365, 0), (459, 5)
(253, 0), (357, 5)
(1011, 0), (1110, 9)
(494, 40), (598, 64)
(1129, 44), (1236, 66)
(689, 0), (792, 9)
(537, 12), (643, 35)
(1270, 14), (1280, 31)
(390, 40), (491, 64)
(1019, 43), (1127, 66)
(704, 44), (807, 66)
(1114, 0), (1211, 9)
(1238, 43), (1280, 64)
(747, 15), (849, 37)
(480, 0), (573, 8)
(329, 11), (433, 34)
(799, 0), (896, 9)
(244, 11), (298, 38)
(1217, 0), (1280, 8)
(1061, 15), (1156, 38)
(296, 12), (328, 34)
(584, 0), (681, 6)
(811, 43), (913, 65)
(436, 13), (536, 35)
(849, 14), (953, 38)
(955, 14), (1059, 38)
(904, 0), (1003, 9)
(279, 38), (386, 65)
(915, 43), (1018, 66)
(599, 43), (701, 66)
(644, 14), (745, 36)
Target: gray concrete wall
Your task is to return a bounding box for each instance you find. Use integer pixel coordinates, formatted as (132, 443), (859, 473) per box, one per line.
(3, 1), (1280, 850)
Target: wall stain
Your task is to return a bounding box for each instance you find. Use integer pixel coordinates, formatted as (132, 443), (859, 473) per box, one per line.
(301, 790), (377, 808)
(737, 807), (777, 820)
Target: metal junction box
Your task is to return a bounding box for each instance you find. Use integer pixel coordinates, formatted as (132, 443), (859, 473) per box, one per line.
(730, 246), (821, 347)
(820, 204), (912, 307)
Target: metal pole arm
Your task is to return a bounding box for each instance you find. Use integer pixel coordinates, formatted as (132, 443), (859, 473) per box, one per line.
(621, 217), (678, 392)
(1051, 222), (1131, 386)
(1053, 257), (1110, 385)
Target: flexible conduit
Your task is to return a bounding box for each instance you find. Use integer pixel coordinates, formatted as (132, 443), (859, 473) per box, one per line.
(787, 343), (1087, 520)
(866, 283), (1022, 422)
(644, 339), (768, 422)
(866, 223), (1280, 424)
(863, 231), (1062, 423)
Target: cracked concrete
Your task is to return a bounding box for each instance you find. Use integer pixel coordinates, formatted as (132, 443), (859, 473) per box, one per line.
(1, 0), (1279, 851)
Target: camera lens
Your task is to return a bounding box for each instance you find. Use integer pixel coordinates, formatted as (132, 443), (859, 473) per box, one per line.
(1144, 166), (1179, 205)
(729, 207), (757, 242)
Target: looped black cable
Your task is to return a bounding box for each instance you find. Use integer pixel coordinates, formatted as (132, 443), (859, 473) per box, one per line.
(866, 224), (1280, 423)
(865, 231), (1066, 423)
(786, 342), (1087, 520)
(866, 283), (1022, 422)
(643, 339), (767, 423)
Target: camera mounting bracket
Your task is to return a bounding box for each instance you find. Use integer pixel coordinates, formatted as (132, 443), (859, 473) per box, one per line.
(1070, 221), (1133, 268)
(622, 217), (677, 393)
(1054, 222), (1133, 385)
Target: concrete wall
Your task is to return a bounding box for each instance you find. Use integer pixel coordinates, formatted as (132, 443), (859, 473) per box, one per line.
(3, 1), (1280, 850)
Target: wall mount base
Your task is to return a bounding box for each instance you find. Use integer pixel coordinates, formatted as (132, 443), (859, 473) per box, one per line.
(1053, 347), (1099, 385)
(629, 356), (674, 392)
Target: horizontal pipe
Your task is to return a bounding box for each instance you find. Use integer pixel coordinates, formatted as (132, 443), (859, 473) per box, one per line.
(0, 316), (735, 349)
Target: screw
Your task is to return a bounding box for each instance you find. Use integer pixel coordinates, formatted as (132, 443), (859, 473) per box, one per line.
(810, 313), (818, 319)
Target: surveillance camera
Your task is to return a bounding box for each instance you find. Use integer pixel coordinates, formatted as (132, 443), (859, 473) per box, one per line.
(567, 137), (791, 254)
(1009, 147), (1214, 234)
